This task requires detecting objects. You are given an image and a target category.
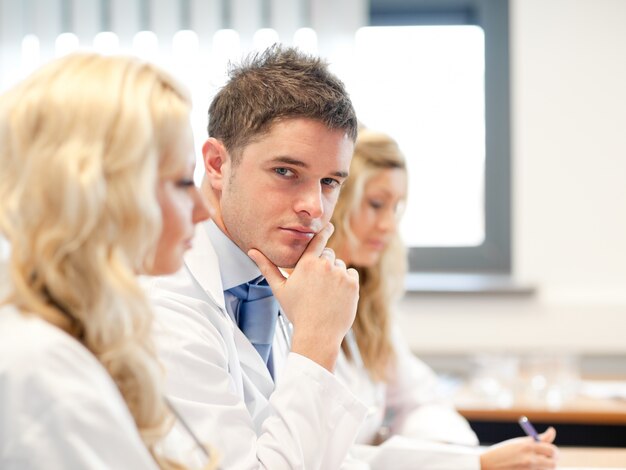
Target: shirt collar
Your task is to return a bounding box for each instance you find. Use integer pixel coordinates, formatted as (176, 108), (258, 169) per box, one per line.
(205, 220), (262, 291)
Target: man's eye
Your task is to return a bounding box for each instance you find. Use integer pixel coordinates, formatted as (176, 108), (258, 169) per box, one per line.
(321, 177), (340, 188)
(274, 168), (294, 177)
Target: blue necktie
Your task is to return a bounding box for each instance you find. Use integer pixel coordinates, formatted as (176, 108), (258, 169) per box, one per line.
(227, 277), (278, 371)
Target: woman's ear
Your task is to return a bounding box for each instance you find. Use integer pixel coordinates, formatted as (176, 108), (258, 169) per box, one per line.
(202, 138), (228, 191)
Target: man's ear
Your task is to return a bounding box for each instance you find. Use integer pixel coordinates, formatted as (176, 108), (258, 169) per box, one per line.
(202, 138), (229, 191)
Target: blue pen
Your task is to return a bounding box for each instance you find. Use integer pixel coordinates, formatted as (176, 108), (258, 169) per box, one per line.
(518, 416), (540, 442)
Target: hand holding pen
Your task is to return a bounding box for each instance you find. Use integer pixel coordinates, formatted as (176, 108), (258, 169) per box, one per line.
(479, 417), (558, 469)
(519, 415), (541, 441)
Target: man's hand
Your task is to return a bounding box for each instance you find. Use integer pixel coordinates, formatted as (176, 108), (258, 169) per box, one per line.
(248, 224), (359, 371)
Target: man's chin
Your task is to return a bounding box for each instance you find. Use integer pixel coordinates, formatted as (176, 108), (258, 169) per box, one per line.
(266, 249), (305, 270)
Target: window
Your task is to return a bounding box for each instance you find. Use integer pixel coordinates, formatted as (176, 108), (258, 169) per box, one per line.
(350, 24), (486, 248)
(0, 0), (509, 278)
(359, 0), (510, 274)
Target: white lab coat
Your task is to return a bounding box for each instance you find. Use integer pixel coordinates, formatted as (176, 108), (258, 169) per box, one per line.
(0, 305), (159, 470)
(336, 326), (484, 469)
(144, 223), (368, 469)
(336, 326), (479, 446)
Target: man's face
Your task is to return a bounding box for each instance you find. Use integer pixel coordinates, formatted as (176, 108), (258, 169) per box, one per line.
(218, 118), (353, 268)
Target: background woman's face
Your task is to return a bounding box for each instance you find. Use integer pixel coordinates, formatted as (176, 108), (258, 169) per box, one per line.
(347, 168), (407, 268)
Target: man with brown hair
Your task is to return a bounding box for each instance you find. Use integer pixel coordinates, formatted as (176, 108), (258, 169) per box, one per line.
(146, 45), (367, 469)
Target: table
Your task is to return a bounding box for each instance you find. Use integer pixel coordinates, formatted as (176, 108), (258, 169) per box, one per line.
(452, 382), (626, 446)
(559, 447), (626, 467)
(455, 394), (626, 425)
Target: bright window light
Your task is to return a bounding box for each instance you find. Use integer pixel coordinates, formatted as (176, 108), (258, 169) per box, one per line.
(350, 25), (486, 247)
(212, 29), (240, 61)
(173, 30), (199, 59)
(21, 35), (40, 76)
(293, 28), (318, 55)
(55, 33), (79, 57)
(93, 31), (119, 54)
(210, 29), (241, 85)
(132, 31), (159, 59)
(253, 28), (279, 52)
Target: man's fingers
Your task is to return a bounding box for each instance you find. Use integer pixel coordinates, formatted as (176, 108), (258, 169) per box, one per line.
(320, 248), (336, 263)
(346, 267), (359, 281)
(301, 223), (334, 259)
(248, 248), (286, 289)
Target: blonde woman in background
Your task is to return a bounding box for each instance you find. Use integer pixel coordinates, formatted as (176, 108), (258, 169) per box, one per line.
(0, 53), (216, 469)
(329, 128), (559, 469)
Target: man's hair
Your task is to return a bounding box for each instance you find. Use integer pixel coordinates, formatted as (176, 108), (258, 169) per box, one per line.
(208, 44), (358, 162)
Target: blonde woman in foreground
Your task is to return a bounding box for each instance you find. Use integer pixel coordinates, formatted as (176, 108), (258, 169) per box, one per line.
(329, 128), (559, 469)
(0, 53), (216, 469)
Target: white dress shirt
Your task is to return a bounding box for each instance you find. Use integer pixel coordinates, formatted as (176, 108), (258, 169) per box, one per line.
(206, 220), (263, 321)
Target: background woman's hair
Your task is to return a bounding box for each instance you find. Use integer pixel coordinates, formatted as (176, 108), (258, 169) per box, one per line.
(0, 53), (211, 469)
(329, 128), (407, 382)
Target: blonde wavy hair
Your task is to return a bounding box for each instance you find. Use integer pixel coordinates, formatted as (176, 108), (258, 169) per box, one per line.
(329, 129), (407, 382)
(0, 53), (214, 469)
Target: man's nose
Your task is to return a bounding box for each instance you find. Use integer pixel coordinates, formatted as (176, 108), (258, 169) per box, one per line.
(294, 184), (323, 219)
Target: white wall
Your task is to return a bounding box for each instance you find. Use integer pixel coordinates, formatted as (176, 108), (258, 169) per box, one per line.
(398, 0), (626, 355)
